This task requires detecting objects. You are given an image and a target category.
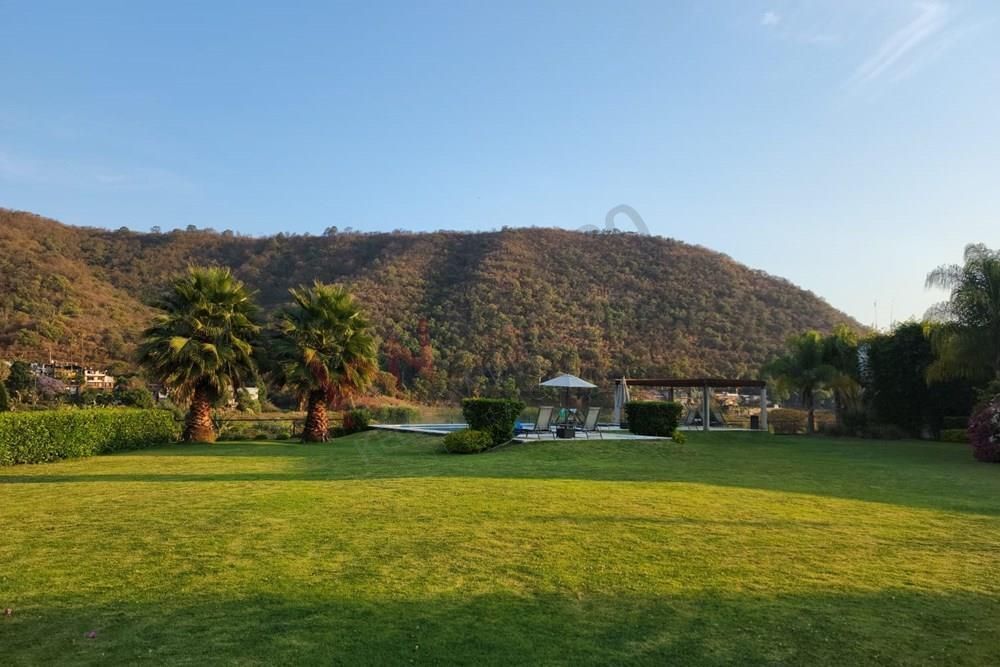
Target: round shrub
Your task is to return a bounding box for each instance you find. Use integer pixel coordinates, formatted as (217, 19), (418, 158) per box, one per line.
(671, 429), (687, 444)
(624, 401), (683, 437)
(461, 398), (525, 446)
(968, 398), (1000, 462)
(768, 408), (806, 435)
(443, 429), (492, 454)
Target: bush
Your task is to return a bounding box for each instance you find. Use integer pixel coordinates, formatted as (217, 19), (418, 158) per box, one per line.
(768, 408), (806, 435)
(462, 398), (525, 446)
(340, 408), (372, 434)
(624, 401), (683, 437)
(968, 399), (1000, 462)
(940, 429), (969, 443)
(369, 405), (420, 424)
(671, 429), (687, 444)
(0, 382), (9, 412)
(443, 429), (492, 454)
(0, 409), (177, 466)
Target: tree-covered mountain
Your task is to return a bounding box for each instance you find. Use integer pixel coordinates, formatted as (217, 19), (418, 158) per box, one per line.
(0, 208), (860, 399)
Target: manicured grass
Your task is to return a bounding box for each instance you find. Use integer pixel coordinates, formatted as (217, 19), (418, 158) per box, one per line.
(3, 431), (1000, 665)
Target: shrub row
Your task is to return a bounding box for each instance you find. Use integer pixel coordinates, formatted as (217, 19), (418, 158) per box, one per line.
(768, 408), (806, 435)
(0, 409), (177, 466)
(462, 398), (525, 446)
(625, 401), (683, 437)
(368, 405), (420, 424)
(939, 428), (969, 443)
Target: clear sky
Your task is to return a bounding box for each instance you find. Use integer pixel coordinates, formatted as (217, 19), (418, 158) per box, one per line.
(2, 1), (998, 325)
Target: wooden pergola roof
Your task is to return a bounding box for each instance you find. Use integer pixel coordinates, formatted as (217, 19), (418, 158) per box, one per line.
(616, 378), (766, 388)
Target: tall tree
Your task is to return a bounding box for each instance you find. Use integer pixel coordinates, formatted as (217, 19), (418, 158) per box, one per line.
(5, 361), (34, 403)
(822, 324), (861, 427)
(764, 331), (836, 434)
(0, 379), (10, 412)
(267, 283), (378, 442)
(926, 243), (1000, 382)
(137, 267), (259, 442)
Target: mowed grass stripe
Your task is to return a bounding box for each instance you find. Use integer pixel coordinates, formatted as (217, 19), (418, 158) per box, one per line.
(2, 431), (1000, 665)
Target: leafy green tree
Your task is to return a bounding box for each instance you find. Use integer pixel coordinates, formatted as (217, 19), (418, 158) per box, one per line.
(267, 283), (377, 442)
(926, 243), (1000, 381)
(763, 331), (836, 434)
(0, 380), (10, 411)
(5, 361), (34, 403)
(138, 267), (259, 442)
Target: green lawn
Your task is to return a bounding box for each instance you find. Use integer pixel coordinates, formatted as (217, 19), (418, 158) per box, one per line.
(3, 431), (1000, 665)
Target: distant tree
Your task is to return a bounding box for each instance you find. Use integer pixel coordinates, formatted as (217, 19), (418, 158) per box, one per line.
(115, 384), (155, 409)
(323, 226), (339, 236)
(138, 267), (259, 442)
(925, 243), (1000, 381)
(267, 283), (377, 442)
(5, 361), (34, 402)
(763, 331), (836, 434)
(151, 225), (162, 234)
(186, 224), (198, 232)
(0, 380), (10, 411)
(235, 388), (260, 414)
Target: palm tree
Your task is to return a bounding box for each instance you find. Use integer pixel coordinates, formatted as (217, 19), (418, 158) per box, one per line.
(926, 243), (1000, 382)
(268, 283), (378, 442)
(138, 267), (259, 442)
(764, 331), (836, 434)
(822, 324), (862, 428)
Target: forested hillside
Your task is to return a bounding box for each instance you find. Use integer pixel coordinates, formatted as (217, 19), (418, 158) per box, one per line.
(0, 208), (859, 399)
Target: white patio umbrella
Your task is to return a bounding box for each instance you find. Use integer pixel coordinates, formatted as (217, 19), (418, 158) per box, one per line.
(539, 373), (597, 409)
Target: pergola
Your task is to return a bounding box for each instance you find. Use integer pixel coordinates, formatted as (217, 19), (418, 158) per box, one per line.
(612, 377), (768, 432)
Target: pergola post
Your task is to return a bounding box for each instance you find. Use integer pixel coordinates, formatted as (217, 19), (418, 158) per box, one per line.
(760, 385), (768, 432)
(702, 383), (711, 432)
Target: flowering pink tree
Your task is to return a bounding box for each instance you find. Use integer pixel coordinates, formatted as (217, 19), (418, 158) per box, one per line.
(968, 397), (1000, 462)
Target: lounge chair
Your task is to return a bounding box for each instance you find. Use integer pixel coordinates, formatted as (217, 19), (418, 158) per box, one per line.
(576, 406), (603, 439)
(517, 406), (555, 439)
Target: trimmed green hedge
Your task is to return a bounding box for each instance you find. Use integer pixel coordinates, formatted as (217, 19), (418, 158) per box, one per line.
(940, 428), (969, 443)
(462, 398), (525, 446)
(625, 401), (683, 437)
(0, 409), (177, 466)
(443, 429), (492, 454)
(769, 409), (806, 435)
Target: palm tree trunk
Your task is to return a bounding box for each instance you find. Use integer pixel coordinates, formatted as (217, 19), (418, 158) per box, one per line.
(805, 389), (816, 435)
(303, 390), (329, 442)
(183, 385), (216, 442)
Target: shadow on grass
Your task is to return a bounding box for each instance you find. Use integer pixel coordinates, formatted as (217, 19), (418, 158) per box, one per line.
(2, 589), (997, 665)
(3, 431), (999, 517)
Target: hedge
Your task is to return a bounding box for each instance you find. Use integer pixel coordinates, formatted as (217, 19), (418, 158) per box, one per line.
(624, 401), (683, 437)
(940, 428), (969, 443)
(443, 429), (492, 454)
(0, 409), (177, 466)
(768, 408), (806, 435)
(461, 398), (525, 446)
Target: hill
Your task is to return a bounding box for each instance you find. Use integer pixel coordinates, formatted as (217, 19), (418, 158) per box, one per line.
(0, 208), (859, 399)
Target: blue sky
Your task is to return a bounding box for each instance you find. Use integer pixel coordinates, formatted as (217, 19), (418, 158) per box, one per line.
(2, 1), (998, 325)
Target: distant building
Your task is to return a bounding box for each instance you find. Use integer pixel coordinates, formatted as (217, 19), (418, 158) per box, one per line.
(82, 369), (115, 391)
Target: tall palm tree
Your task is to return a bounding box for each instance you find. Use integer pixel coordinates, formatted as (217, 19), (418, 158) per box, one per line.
(822, 324), (862, 427)
(268, 283), (378, 442)
(138, 267), (259, 442)
(926, 243), (1000, 382)
(764, 331), (836, 434)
